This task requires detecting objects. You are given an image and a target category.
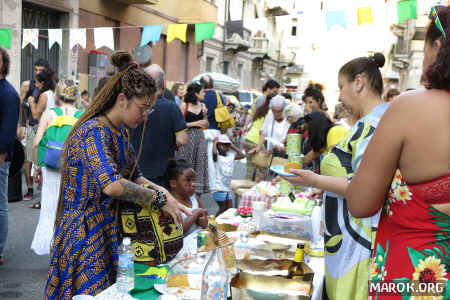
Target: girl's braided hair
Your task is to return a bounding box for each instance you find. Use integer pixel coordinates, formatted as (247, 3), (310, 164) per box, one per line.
(54, 50), (157, 228)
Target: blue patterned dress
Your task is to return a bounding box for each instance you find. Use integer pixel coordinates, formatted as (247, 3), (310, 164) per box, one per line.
(45, 118), (141, 299)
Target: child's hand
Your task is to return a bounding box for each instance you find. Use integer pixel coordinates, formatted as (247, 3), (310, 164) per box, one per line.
(196, 209), (209, 228)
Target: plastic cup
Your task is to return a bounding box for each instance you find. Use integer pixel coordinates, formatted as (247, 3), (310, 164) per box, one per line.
(252, 201), (266, 229)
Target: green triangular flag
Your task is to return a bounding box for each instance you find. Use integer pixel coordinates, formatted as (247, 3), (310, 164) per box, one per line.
(397, 0), (417, 24)
(0, 29), (12, 49)
(195, 22), (215, 43)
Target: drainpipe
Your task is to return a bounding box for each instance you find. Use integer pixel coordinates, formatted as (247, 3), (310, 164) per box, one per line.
(222, 0), (228, 72)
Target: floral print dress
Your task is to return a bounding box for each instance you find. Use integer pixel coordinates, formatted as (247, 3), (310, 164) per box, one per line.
(370, 170), (449, 300)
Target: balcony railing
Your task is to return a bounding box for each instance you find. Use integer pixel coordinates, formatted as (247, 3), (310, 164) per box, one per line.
(225, 27), (251, 53)
(249, 37), (269, 59)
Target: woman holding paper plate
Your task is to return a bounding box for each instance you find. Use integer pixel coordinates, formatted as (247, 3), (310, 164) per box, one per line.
(347, 7), (450, 299)
(283, 53), (389, 300)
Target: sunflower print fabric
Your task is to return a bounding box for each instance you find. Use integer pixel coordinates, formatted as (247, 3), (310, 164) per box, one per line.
(370, 170), (449, 300)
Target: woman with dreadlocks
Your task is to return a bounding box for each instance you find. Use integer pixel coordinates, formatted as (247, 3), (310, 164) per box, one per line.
(44, 51), (190, 299)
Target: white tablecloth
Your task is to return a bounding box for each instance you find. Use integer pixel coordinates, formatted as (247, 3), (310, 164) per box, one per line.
(95, 212), (324, 299)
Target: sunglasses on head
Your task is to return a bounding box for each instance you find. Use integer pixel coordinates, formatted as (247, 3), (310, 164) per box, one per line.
(429, 6), (447, 41)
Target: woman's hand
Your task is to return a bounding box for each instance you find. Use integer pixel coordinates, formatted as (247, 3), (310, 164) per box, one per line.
(161, 190), (192, 225)
(281, 169), (318, 188)
(271, 176), (280, 185)
(310, 189), (324, 199)
(197, 120), (209, 129)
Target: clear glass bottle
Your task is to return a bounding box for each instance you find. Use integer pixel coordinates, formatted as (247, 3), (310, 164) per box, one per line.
(200, 248), (229, 300)
(117, 237), (134, 294)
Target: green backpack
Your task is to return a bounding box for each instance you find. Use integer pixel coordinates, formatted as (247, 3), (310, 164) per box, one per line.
(37, 108), (83, 169)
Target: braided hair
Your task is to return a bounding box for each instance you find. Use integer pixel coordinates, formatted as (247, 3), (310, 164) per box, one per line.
(54, 50), (157, 228)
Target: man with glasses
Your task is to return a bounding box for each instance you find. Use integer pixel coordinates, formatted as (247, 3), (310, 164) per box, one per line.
(19, 59), (50, 202)
(130, 64), (188, 189)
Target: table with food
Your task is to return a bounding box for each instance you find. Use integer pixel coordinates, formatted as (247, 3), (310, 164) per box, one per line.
(94, 169), (325, 300)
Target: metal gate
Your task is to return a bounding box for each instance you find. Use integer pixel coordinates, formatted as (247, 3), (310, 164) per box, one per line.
(21, 3), (61, 83)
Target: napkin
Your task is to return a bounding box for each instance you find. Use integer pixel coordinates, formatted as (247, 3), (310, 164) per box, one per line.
(129, 263), (169, 300)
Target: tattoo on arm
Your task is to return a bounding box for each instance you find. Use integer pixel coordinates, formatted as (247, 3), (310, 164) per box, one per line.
(118, 180), (157, 207)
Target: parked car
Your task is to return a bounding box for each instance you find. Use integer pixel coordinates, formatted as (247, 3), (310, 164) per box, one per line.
(236, 90), (260, 107)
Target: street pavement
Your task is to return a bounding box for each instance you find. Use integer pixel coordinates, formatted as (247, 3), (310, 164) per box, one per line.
(0, 161), (246, 299)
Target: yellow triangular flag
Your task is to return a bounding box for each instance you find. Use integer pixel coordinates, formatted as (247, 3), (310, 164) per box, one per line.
(167, 24), (188, 43)
(357, 6), (373, 26)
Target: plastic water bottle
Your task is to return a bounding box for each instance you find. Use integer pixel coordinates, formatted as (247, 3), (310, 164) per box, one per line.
(117, 237), (134, 294)
(310, 198), (324, 244)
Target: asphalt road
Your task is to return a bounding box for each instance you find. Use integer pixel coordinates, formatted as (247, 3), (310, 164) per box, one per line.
(0, 161), (246, 299)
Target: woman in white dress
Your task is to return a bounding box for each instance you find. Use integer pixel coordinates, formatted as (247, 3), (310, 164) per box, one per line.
(30, 85), (81, 255)
(28, 71), (57, 209)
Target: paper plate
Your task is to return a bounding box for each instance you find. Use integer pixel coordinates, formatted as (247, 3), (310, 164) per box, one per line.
(270, 165), (296, 177)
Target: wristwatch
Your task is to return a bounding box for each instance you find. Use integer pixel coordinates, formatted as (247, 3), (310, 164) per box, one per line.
(154, 190), (167, 208)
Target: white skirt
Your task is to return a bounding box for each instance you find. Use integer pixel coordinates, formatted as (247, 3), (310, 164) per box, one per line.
(30, 167), (61, 255)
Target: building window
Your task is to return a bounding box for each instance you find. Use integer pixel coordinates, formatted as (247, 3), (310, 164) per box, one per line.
(206, 57), (214, 72)
(223, 61), (229, 75)
(291, 26), (297, 36)
(21, 2), (61, 82)
(237, 63), (243, 79)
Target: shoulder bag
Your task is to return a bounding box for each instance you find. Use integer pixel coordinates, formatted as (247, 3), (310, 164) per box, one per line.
(214, 91), (235, 131)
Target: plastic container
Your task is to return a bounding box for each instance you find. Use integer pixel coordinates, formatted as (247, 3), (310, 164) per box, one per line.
(260, 211), (312, 240)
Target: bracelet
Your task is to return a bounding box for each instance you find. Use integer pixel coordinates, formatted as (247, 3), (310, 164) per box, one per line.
(153, 190), (167, 208)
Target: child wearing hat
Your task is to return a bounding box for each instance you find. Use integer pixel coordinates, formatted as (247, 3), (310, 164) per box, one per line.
(212, 134), (245, 216)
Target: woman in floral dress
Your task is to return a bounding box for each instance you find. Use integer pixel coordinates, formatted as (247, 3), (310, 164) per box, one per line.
(347, 6), (449, 300)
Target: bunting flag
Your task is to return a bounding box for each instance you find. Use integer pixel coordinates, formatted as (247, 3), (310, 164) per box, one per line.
(431, 6), (446, 40)
(167, 24), (188, 43)
(48, 29), (62, 49)
(94, 27), (115, 50)
(326, 10), (347, 31)
(195, 22), (215, 43)
(0, 29), (12, 49)
(70, 28), (86, 48)
(357, 6), (373, 26)
(140, 25), (162, 46)
(22, 28), (39, 49)
(397, 0), (417, 24)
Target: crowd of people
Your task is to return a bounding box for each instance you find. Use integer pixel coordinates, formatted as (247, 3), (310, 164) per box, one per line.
(0, 6), (448, 300)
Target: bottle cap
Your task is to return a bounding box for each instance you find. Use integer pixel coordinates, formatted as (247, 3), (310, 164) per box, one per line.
(123, 237), (131, 246)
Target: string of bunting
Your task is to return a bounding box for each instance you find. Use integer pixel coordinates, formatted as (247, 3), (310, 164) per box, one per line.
(0, 0), (420, 50)
(0, 22), (216, 50)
